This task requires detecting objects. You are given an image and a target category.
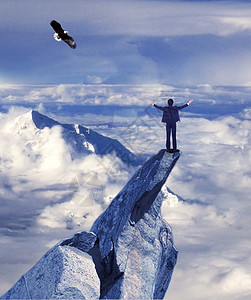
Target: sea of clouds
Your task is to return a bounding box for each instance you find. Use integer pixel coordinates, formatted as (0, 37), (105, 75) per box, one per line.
(0, 85), (250, 299)
(90, 104), (251, 300)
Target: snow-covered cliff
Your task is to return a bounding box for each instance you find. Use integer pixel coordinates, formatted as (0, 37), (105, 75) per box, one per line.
(1, 149), (179, 300)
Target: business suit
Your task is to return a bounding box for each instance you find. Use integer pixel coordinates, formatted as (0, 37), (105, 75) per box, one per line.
(153, 102), (188, 151)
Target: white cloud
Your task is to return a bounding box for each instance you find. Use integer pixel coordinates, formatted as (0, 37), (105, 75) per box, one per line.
(86, 75), (103, 84)
(220, 267), (251, 295)
(241, 108), (251, 119)
(1, 83), (251, 108)
(219, 16), (251, 34)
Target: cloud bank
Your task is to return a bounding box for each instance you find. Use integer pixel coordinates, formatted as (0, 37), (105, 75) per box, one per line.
(1, 83), (251, 109)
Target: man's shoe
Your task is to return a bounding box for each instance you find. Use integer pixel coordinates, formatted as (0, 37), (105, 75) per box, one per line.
(174, 149), (180, 152)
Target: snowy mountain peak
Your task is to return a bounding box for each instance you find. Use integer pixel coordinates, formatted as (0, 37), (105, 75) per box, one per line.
(13, 110), (139, 165)
(31, 110), (59, 129)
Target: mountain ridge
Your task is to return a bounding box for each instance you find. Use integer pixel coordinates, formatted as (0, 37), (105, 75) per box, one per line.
(15, 110), (139, 165)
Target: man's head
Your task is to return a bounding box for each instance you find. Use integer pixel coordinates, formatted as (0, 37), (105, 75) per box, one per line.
(167, 99), (174, 106)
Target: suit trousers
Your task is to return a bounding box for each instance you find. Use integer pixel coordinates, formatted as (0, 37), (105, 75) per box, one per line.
(166, 122), (177, 151)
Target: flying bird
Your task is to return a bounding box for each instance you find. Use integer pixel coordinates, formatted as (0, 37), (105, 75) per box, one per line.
(50, 20), (77, 49)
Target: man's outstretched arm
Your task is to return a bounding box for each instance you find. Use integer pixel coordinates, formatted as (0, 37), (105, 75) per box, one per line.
(149, 100), (164, 111)
(177, 99), (194, 110)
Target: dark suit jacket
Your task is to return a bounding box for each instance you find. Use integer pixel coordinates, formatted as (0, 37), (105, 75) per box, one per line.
(153, 103), (188, 123)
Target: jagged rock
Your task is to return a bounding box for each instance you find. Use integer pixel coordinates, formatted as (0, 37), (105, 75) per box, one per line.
(90, 149), (179, 299)
(2, 245), (100, 299)
(1, 149), (179, 300)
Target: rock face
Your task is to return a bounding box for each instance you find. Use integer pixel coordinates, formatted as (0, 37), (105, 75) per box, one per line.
(2, 244), (100, 300)
(1, 149), (179, 300)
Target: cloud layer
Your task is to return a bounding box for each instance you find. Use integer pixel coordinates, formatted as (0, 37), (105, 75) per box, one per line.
(0, 100), (250, 300)
(1, 83), (251, 110)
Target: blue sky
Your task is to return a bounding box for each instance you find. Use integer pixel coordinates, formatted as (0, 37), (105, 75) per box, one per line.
(1, 0), (251, 86)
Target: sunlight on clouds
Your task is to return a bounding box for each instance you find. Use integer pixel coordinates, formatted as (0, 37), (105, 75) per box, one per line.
(1, 111), (70, 180)
(220, 17), (251, 33)
(220, 267), (251, 295)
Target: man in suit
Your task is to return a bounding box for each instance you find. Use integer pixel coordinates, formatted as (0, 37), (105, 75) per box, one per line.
(150, 98), (194, 152)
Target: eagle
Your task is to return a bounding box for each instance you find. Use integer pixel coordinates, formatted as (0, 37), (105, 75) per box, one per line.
(50, 20), (77, 49)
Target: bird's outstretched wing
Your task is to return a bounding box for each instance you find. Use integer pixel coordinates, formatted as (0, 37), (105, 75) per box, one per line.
(63, 35), (77, 49)
(50, 20), (76, 49)
(50, 20), (64, 35)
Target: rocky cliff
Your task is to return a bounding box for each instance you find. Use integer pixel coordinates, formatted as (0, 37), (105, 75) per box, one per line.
(1, 149), (179, 299)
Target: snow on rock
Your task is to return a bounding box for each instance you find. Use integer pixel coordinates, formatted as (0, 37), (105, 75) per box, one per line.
(8, 110), (138, 165)
(1, 149), (179, 299)
(1, 242), (100, 299)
